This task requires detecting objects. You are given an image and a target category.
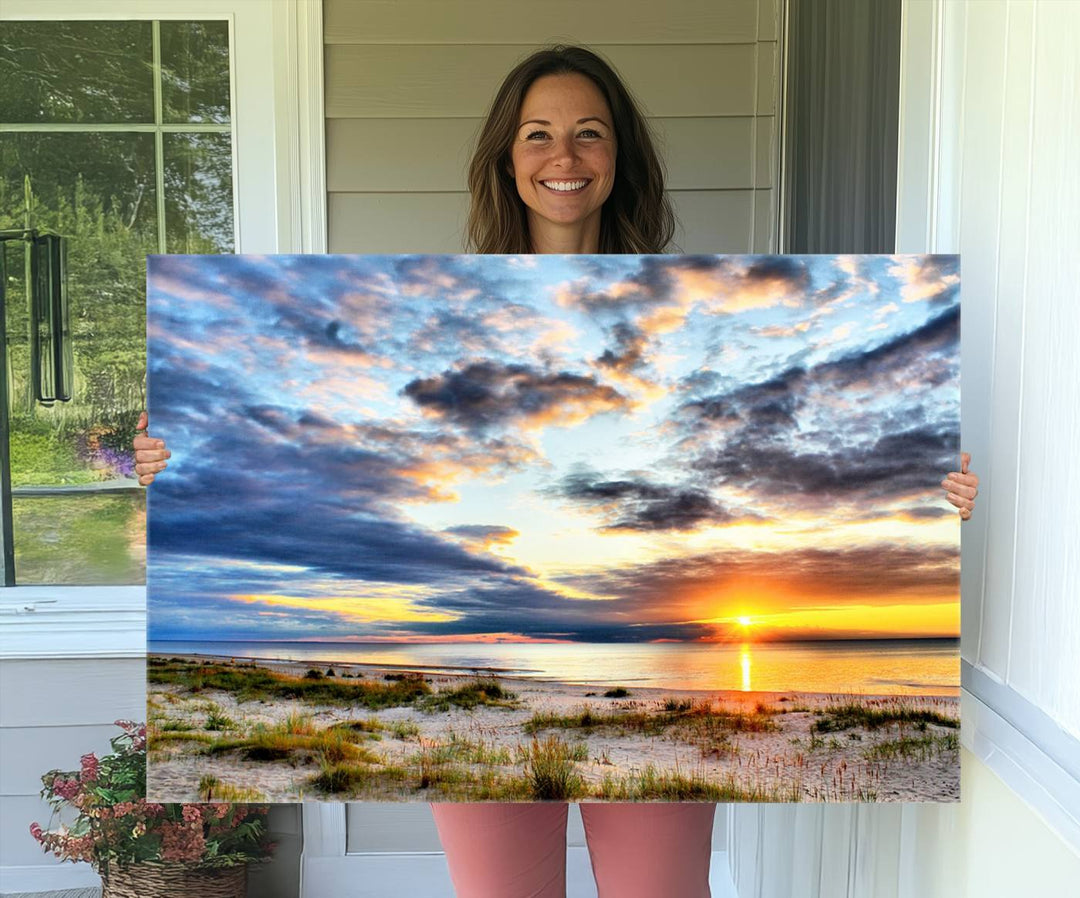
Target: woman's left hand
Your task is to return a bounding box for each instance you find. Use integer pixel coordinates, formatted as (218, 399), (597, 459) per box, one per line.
(942, 452), (979, 521)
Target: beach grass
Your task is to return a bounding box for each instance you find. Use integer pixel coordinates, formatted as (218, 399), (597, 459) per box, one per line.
(197, 774), (267, 802)
(862, 732), (960, 761)
(812, 699), (960, 734)
(522, 735), (587, 800)
(148, 657), (431, 709)
(419, 678), (519, 712)
(596, 765), (802, 802)
(524, 700), (777, 740)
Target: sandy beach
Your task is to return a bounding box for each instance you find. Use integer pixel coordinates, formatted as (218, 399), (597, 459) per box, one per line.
(146, 653), (960, 804)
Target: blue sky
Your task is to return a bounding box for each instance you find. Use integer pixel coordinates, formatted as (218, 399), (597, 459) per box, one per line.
(147, 254), (960, 644)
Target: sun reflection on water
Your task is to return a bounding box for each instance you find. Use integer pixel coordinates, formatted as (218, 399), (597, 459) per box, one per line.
(741, 643), (752, 692)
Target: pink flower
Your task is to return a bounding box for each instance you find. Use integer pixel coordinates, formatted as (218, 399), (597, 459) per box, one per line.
(181, 805), (202, 824)
(52, 778), (80, 801)
(79, 753), (99, 782)
(29, 822), (43, 842)
(160, 821), (206, 863)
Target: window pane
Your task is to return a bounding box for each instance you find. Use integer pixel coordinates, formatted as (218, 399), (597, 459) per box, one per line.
(164, 133), (235, 252)
(160, 20), (232, 124)
(0, 21), (154, 124)
(2, 132), (153, 584)
(12, 493), (145, 585)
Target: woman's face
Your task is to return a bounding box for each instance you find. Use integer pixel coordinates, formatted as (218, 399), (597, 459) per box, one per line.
(509, 73), (617, 245)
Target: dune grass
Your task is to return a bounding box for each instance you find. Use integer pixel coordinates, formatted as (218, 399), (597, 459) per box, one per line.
(863, 732), (959, 761)
(524, 700), (777, 740)
(596, 765), (802, 802)
(148, 658), (430, 709)
(418, 678), (519, 712)
(197, 774), (267, 802)
(812, 700), (960, 734)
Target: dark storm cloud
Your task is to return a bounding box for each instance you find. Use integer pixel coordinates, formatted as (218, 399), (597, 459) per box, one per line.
(554, 470), (742, 532)
(403, 361), (630, 432)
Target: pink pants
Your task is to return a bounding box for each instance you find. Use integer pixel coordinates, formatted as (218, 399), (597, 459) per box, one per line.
(431, 803), (716, 898)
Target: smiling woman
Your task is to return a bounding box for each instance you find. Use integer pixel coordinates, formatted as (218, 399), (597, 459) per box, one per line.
(465, 45), (674, 255)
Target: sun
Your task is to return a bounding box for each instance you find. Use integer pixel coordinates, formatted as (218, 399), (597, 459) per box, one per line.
(737, 616), (753, 628)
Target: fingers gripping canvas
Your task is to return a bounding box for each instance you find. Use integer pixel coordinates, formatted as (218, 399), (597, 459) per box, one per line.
(146, 254), (961, 803)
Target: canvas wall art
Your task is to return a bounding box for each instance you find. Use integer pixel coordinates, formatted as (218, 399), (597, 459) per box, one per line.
(146, 253), (960, 803)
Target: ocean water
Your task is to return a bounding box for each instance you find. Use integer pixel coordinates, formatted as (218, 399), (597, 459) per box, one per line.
(149, 638), (960, 696)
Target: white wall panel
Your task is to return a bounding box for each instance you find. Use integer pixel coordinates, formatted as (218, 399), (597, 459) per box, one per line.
(1004, 0), (1080, 732)
(979, 0), (1035, 685)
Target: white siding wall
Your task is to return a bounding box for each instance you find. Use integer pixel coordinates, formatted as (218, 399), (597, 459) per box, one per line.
(729, 1), (1080, 894)
(324, 0), (781, 253)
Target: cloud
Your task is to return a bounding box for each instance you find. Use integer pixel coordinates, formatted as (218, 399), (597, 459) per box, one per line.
(554, 469), (744, 532)
(443, 524), (521, 549)
(403, 361), (631, 432)
(673, 307), (960, 505)
(561, 543), (959, 618)
(888, 255), (960, 304)
(595, 321), (649, 373)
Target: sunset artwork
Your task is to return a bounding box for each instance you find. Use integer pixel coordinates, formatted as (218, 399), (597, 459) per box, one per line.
(146, 254), (961, 803)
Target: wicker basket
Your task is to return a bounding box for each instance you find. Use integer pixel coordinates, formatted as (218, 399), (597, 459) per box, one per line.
(101, 862), (247, 898)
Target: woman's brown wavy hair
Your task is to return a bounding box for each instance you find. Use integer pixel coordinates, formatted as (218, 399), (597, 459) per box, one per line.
(466, 46), (676, 254)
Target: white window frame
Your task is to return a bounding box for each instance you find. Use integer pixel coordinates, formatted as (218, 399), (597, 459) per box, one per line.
(0, 0), (326, 655)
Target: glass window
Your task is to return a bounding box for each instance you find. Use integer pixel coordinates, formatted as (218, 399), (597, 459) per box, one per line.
(0, 19), (234, 585)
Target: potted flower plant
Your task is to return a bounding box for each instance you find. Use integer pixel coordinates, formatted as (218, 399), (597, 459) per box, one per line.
(30, 720), (273, 898)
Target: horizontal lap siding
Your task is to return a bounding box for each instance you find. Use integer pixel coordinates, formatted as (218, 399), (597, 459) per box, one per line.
(325, 0), (780, 254)
(0, 658), (145, 868)
(324, 0), (761, 45)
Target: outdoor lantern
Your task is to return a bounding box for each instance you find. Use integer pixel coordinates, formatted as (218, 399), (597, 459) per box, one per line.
(30, 233), (73, 405)
(0, 229), (73, 406)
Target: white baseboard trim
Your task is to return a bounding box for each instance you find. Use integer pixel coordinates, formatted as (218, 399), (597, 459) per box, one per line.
(961, 682), (1080, 854)
(0, 863), (100, 896)
(300, 848), (737, 898)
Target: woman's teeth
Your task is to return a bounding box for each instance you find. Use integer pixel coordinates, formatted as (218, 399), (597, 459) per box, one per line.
(542, 180), (589, 192)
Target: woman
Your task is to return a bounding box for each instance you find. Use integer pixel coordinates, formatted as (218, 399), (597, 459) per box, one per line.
(135, 46), (979, 898)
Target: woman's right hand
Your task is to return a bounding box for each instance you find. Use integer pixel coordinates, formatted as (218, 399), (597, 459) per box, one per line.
(133, 411), (171, 486)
